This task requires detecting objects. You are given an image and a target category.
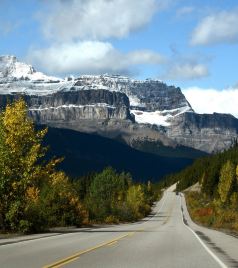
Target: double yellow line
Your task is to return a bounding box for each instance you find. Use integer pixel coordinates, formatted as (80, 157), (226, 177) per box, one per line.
(43, 232), (133, 268)
(43, 198), (175, 268)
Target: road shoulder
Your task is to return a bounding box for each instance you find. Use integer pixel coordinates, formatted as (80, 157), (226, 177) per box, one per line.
(181, 193), (238, 267)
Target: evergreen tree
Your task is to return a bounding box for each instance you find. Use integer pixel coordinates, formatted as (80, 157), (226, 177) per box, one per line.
(87, 167), (130, 220)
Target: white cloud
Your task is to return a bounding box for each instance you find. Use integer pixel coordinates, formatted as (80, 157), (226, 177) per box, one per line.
(40, 0), (158, 41)
(176, 6), (195, 17)
(27, 41), (165, 75)
(32, 0), (168, 75)
(182, 87), (238, 118)
(165, 63), (209, 80)
(191, 10), (238, 45)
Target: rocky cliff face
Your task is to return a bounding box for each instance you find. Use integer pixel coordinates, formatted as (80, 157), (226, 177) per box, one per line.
(29, 90), (134, 123)
(0, 55), (237, 153)
(167, 112), (238, 152)
(0, 89), (134, 123)
(74, 75), (192, 111)
(73, 75), (193, 127)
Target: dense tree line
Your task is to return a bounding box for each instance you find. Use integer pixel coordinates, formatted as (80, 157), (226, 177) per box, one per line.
(163, 141), (238, 231)
(0, 100), (157, 233)
(162, 143), (238, 198)
(74, 168), (157, 223)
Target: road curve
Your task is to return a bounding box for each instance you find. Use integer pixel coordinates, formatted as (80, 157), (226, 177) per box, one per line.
(1, 187), (238, 268)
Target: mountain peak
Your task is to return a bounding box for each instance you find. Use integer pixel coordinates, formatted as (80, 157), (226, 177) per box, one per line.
(0, 54), (60, 82)
(0, 56), (192, 123)
(0, 55), (17, 63)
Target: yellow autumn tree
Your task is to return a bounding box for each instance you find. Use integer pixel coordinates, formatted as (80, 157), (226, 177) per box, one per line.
(126, 185), (150, 220)
(218, 161), (235, 204)
(0, 99), (48, 231)
(40, 170), (88, 227)
(0, 99), (86, 232)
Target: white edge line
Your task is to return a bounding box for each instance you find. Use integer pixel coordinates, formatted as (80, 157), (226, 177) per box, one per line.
(180, 194), (227, 268)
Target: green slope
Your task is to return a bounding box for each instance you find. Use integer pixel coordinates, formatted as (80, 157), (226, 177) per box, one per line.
(43, 127), (195, 182)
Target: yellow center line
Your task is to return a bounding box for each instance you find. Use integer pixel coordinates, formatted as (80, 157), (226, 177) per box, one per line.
(107, 241), (118, 246)
(128, 232), (135, 237)
(43, 199), (175, 268)
(42, 233), (131, 268)
(53, 257), (80, 268)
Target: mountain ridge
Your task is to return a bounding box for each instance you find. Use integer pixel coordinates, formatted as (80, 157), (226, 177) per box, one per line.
(0, 55), (237, 154)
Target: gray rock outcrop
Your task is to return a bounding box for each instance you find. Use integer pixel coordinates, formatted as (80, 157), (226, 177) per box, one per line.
(0, 55), (237, 154)
(167, 112), (238, 152)
(0, 89), (134, 123)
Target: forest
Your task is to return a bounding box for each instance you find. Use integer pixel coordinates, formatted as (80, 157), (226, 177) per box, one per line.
(163, 140), (238, 232)
(0, 100), (159, 234)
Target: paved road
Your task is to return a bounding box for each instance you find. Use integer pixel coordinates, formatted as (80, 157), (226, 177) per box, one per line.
(1, 187), (238, 268)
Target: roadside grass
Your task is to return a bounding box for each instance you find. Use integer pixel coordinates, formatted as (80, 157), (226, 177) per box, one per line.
(185, 192), (238, 234)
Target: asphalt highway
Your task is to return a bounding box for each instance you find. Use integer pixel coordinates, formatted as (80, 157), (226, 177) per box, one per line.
(1, 186), (238, 268)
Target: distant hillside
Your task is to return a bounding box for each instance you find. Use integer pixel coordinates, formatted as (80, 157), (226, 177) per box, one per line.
(43, 127), (194, 182)
(165, 143), (238, 196)
(130, 139), (207, 159)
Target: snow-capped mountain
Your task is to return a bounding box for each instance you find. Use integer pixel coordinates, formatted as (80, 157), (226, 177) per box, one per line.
(0, 55), (61, 82)
(0, 55), (73, 96)
(0, 55), (237, 153)
(73, 74), (193, 127)
(0, 56), (192, 127)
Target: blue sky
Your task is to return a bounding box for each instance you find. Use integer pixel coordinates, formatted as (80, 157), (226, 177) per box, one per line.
(1, 0), (238, 115)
